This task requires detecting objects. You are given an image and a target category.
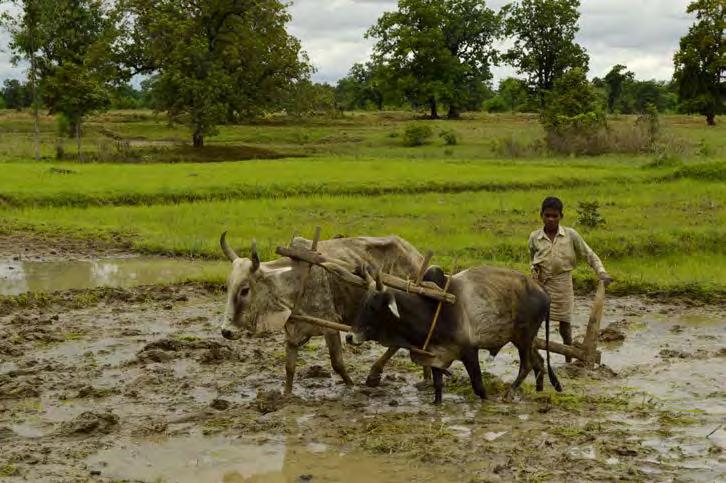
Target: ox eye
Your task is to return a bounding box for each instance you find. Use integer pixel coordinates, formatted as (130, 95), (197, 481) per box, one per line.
(239, 287), (250, 297)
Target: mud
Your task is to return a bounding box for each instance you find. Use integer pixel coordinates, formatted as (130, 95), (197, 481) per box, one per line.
(0, 287), (724, 482)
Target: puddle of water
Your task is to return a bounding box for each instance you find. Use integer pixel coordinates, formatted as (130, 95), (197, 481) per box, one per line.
(0, 257), (227, 295)
(86, 435), (456, 482)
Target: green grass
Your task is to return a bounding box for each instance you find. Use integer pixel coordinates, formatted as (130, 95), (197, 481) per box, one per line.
(1, 109), (724, 300)
(0, 157), (663, 207)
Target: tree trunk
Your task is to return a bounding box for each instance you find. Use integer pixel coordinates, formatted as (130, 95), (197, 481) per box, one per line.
(193, 131), (204, 148)
(30, 52), (40, 161)
(75, 120), (82, 162)
(706, 113), (716, 126)
(447, 105), (461, 120)
(429, 98), (439, 119)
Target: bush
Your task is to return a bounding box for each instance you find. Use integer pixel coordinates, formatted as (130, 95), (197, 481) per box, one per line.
(672, 162), (726, 182)
(643, 153), (683, 169)
(576, 201), (606, 228)
(490, 136), (544, 158)
(543, 111), (610, 155)
(439, 129), (459, 146)
(401, 124), (433, 147)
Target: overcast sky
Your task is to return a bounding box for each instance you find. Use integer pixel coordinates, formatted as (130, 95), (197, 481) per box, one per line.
(1, 0), (695, 86)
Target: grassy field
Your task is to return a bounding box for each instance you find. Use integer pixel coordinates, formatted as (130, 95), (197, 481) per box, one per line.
(1, 109), (724, 300)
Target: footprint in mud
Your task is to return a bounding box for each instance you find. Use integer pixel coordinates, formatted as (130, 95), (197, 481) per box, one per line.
(135, 337), (240, 365)
(59, 410), (119, 436)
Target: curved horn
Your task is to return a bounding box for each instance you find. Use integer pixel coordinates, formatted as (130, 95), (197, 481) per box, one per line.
(220, 231), (239, 262)
(361, 263), (375, 288)
(250, 240), (260, 272)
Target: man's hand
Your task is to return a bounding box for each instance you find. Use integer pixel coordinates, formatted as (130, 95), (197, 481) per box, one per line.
(599, 273), (613, 286)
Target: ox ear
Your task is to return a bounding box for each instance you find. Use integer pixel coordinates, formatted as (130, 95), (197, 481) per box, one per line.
(387, 293), (400, 319)
(250, 240), (260, 272)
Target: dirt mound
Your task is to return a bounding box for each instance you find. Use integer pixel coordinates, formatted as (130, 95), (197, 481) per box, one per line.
(136, 337), (239, 364)
(60, 411), (119, 435)
(256, 390), (285, 414)
(0, 375), (41, 399)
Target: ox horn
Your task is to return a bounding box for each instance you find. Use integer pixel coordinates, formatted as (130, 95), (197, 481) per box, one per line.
(374, 270), (383, 291)
(250, 240), (260, 272)
(361, 263), (376, 288)
(220, 231), (239, 262)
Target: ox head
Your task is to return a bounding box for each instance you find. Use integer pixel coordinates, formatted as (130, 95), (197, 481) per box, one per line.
(346, 267), (400, 346)
(219, 232), (292, 340)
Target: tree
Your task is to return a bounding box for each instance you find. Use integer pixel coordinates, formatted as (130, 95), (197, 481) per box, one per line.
(603, 64), (635, 112)
(503, 0), (589, 108)
(4, 0), (123, 158)
(367, 0), (500, 119)
(673, 0), (725, 126)
(0, 79), (32, 110)
(335, 62), (392, 111)
(124, 0), (311, 147)
(541, 67), (607, 154)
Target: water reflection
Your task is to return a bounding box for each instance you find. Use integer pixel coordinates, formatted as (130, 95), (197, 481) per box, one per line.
(86, 435), (453, 482)
(0, 257), (228, 295)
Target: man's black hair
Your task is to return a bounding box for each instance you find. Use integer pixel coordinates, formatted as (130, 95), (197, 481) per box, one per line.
(541, 196), (564, 214)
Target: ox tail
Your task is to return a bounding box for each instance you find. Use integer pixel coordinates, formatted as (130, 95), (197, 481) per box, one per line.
(545, 308), (563, 392)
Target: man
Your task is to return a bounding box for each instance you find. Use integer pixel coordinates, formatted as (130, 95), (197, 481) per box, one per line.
(529, 197), (612, 361)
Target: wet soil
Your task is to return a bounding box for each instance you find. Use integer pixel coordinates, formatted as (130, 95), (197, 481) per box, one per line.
(0, 232), (131, 262)
(0, 288), (724, 482)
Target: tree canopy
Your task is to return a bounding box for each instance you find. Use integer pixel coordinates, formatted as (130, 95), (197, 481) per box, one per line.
(123, 0), (311, 147)
(503, 0), (589, 107)
(673, 0), (725, 125)
(367, 0), (500, 119)
(3, 0), (123, 146)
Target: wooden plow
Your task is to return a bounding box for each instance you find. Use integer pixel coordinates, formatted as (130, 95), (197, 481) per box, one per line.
(279, 227), (604, 366)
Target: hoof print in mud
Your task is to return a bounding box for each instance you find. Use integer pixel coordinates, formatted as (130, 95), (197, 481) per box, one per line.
(302, 365), (331, 379)
(60, 411), (119, 436)
(255, 389), (285, 414)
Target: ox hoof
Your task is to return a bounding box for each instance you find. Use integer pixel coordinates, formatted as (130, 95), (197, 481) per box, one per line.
(502, 389), (518, 402)
(365, 374), (382, 388)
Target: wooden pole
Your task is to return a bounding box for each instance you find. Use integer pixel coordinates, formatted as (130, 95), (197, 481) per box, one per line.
(275, 245), (456, 304)
(422, 275), (452, 351)
(534, 338), (601, 365)
(581, 280), (606, 366)
(289, 314), (436, 358)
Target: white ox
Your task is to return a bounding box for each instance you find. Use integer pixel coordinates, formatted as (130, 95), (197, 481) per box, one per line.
(219, 232), (425, 394)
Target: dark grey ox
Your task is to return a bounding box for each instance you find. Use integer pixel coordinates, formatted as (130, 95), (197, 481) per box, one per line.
(347, 266), (562, 404)
(219, 232), (425, 394)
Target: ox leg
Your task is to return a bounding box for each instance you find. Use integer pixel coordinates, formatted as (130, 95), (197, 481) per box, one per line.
(285, 342), (299, 396)
(325, 332), (353, 386)
(423, 366), (433, 383)
(531, 346), (545, 392)
(365, 347), (398, 387)
(505, 346), (533, 400)
(431, 367), (444, 405)
(461, 348), (486, 400)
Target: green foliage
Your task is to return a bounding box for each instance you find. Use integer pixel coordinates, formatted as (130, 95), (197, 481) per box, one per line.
(541, 68), (608, 154)
(503, 0), (589, 107)
(4, 0), (123, 142)
(673, 0), (725, 125)
(1, 79), (32, 110)
(603, 64), (634, 112)
(439, 129), (459, 145)
(367, 0), (500, 119)
(672, 161), (726, 182)
(335, 62), (395, 111)
(124, 0), (312, 147)
(576, 201), (606, 228)
(402, 124), (434, 146)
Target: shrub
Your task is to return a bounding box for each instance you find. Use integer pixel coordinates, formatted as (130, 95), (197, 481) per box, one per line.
(576, 201), (606, 228)
(672, 162), (726, 182)
(401, 124), (433, 147)
(490, 136), (544, 158)
(439, 129), (459, 146)
(643, 153), (683, 169)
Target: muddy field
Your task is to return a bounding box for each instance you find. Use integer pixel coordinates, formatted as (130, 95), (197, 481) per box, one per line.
(0, 248), (725, 481)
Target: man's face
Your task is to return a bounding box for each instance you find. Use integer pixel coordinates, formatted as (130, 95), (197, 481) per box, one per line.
(541, 207), (562, 232)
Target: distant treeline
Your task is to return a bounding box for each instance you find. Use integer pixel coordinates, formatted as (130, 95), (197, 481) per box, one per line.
(0, 0), (722, 152)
